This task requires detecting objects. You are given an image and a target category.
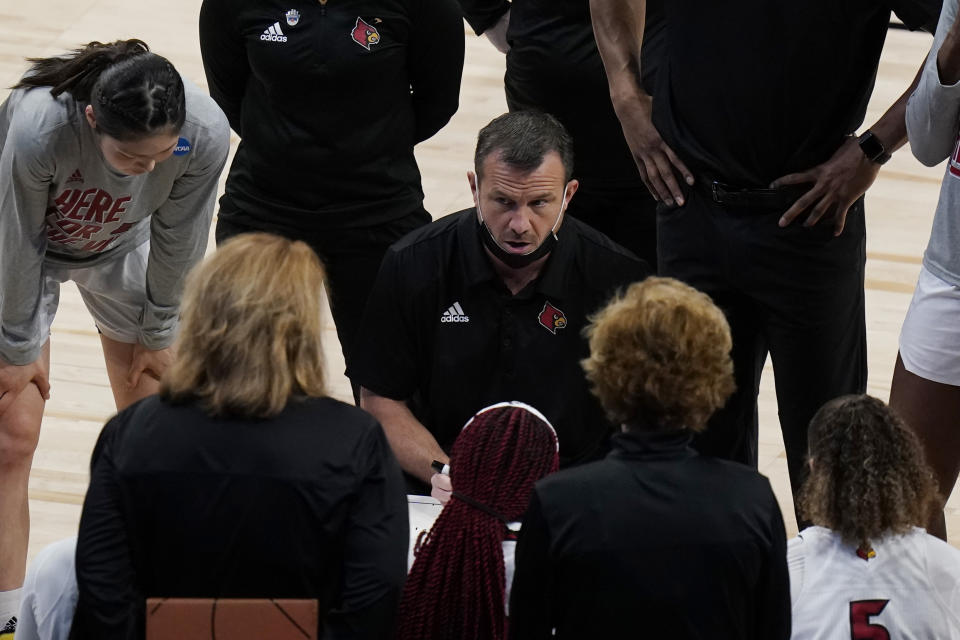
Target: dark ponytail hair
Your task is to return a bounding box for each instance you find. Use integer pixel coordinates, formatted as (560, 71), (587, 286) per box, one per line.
(14, 39), (186, 141)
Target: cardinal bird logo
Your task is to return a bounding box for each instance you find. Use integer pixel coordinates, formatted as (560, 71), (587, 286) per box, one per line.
(856, 546), (877, 561)
(351, 17), (381, 50)
(538, 302), (567, 335)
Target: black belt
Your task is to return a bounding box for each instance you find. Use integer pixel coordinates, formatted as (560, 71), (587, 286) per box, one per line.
(697, 178), (809, 210)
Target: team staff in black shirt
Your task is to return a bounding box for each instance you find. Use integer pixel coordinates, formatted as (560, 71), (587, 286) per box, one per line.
(457, 0), (664, 267)
(72, 235), (407, 640)
(199, 0), (464, 384)
(591, 0), (941, 507)
(509, 278), (790, 639)
(349, 112), (648, 492)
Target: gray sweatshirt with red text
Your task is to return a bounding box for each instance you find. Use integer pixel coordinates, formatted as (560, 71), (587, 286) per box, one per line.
(0, 79), (229, 365)
(908, 0), (960, 287)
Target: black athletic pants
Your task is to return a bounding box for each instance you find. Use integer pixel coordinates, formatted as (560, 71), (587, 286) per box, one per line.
(216, 208), (430, 399)
(658, 188), (867, 502)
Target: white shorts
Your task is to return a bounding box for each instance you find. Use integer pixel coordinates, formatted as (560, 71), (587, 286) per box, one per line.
(41, 241), (149, 345)
(899, 265), (960, 386)
(16, 536), (77, 640)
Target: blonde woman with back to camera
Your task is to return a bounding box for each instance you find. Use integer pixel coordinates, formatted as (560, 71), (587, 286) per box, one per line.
(67, 233), (408, 640)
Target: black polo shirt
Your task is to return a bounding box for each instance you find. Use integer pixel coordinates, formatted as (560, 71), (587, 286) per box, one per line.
(349, 208), (649, 468)
(654, 0), (940, 187)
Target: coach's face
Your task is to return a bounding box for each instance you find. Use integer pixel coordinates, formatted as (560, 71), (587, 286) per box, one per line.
(469, 151), (578, 256)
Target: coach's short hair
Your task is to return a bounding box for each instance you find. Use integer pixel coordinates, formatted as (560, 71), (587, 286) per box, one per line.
(161, 233), (327, 417)
(582, 277), (734, 431)
(799, 395), (940, 550)
(474, 111), (574, 181)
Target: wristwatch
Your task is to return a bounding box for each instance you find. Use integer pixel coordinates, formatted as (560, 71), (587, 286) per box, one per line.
(857, 130), (891, 165)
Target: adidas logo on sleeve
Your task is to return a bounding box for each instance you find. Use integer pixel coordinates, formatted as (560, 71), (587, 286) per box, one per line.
(261, 22), (288, 42)
(441, 302), (469, 323)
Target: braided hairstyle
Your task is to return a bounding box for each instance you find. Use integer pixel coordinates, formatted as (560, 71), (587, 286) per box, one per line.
(14, 39), (186, 141)
(799, 394), (940, 551)
(397, 402), (559, 640)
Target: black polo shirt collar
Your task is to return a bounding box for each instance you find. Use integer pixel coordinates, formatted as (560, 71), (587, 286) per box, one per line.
(456, 207), (576, 301)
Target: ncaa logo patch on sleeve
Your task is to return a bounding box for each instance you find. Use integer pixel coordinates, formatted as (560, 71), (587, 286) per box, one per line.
(173, 137), (192, 156)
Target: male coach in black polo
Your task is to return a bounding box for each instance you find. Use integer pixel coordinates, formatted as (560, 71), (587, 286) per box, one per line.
(589, 0), (941, 507)
(349, 111), (648, 491)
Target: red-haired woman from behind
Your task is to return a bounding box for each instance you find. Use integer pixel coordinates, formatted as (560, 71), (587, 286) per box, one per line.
(508, 277), (790, 639)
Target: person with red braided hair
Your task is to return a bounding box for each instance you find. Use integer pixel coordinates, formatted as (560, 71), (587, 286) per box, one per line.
(508, 277), (790, 639)
(397, 401), (559, 640)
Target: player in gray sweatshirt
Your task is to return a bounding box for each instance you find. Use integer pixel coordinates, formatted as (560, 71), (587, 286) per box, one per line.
(890, 0), (960, 543)
(0, 39), (229, 634)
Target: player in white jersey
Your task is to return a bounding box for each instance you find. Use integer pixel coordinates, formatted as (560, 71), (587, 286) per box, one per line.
(789, 395), (960, 639)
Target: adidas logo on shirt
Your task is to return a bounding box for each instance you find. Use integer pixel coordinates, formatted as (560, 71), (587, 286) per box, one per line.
(261, 22), (288, 42)
(441, 302), (469, 323)
(67, 169), (83, 183)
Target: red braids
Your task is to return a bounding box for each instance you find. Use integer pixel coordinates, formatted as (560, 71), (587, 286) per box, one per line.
(397, 403), (559, 640)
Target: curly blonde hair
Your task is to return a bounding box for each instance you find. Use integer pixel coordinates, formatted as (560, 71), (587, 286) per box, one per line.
(161, 233), (327, 417)
(799, 395), (940, 550)
(582, 277), (735, 431)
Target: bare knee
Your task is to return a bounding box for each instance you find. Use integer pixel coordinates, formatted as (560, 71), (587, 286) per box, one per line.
(0, 392), (44, 470)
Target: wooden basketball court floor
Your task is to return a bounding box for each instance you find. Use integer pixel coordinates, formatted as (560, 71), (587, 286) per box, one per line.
(1, 1), (958, 560)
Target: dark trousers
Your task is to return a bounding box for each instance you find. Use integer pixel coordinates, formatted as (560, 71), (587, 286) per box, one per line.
(216, 209), (430, 398)
(658, 188), (867, 501)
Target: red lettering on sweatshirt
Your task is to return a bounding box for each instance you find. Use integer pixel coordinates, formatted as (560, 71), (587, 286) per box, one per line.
(66, 188), (97, 219)
(950, 135), (960, 179)
(48, 187), (135, 252)
(84, 190), (113, 223)
(104, 196), (130, 223)
(54, 189), (82, 214)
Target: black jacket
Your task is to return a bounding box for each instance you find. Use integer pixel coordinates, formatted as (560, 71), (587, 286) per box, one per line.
(509, 429), (791, 639)
(199, 0), (464, 231)
(71, 395), (409, 640)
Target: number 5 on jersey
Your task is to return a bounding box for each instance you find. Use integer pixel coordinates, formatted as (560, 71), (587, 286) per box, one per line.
(850, 600), (890, 640)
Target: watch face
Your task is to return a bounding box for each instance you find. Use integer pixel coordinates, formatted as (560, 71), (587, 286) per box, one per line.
(859, 131), (889, 164)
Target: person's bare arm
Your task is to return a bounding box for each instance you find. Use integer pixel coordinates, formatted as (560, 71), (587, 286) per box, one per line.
(360, 387), (448, 484)
(589, 0), (693, 206)
(772, 63), (924, 235)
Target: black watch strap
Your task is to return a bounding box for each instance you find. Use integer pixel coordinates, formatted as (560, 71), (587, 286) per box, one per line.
(858, 130), (891, 165)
